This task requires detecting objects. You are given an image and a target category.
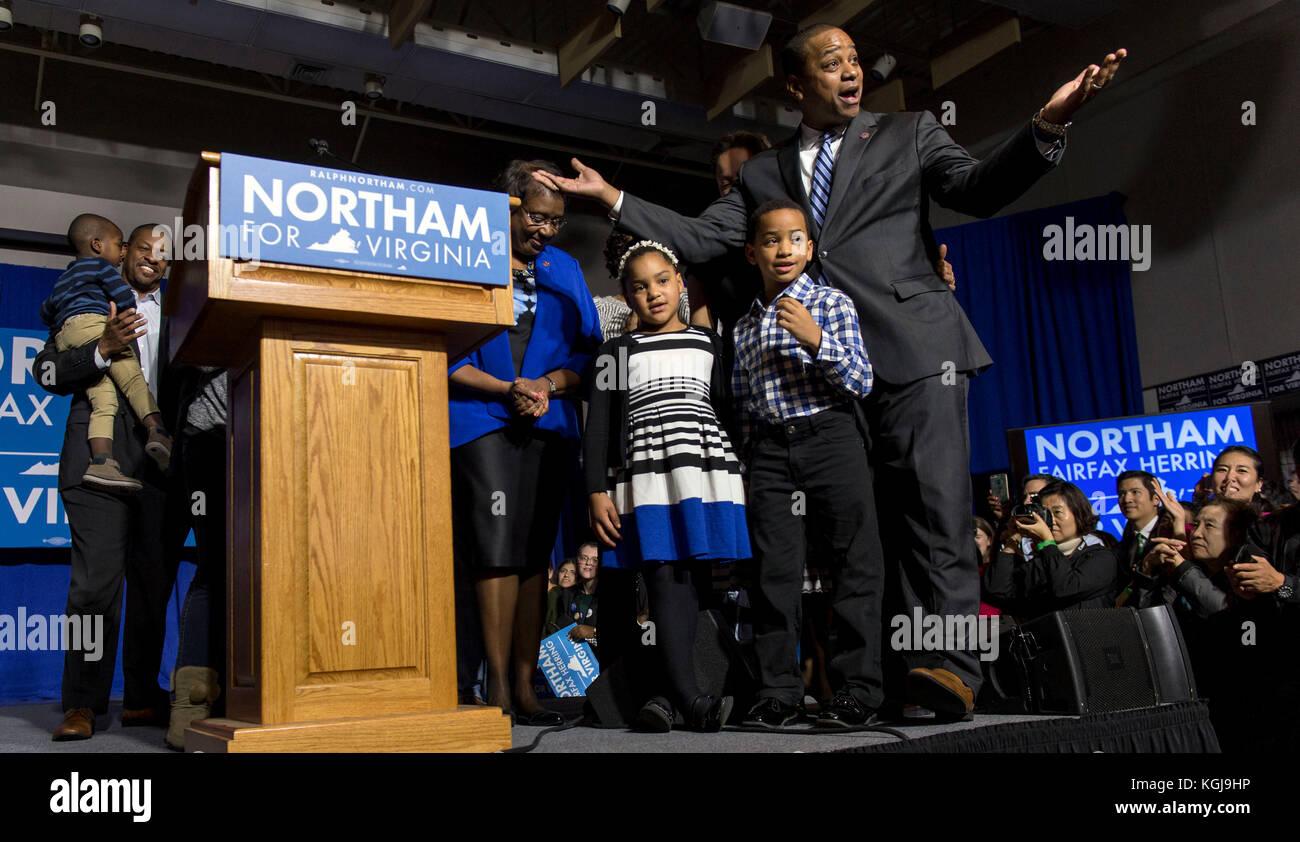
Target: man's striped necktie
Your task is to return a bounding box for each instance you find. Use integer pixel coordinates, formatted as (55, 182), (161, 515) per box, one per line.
(809, 128), (836, 286)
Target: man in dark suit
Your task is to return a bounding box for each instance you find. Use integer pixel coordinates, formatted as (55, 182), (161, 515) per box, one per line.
(39, 224), (186, 740)
(537, 25), (1125, 718)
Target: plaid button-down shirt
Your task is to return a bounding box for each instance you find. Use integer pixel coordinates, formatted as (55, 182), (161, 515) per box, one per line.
(731, 273), (873, 457)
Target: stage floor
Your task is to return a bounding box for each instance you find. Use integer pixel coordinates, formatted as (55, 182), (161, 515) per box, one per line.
(1, 699), (1062, 753)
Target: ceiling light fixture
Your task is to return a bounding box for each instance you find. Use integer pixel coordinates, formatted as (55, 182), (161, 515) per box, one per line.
(78, 14), (103, 48)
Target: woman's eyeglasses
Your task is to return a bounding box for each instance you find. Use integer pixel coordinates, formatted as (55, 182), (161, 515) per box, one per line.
(521, 209), (567, 230)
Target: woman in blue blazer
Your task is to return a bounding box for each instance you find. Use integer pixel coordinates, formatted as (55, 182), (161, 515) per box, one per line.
(448, 159), (601, 725)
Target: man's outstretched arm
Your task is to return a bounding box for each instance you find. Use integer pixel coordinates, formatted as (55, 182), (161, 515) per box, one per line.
(922, 49), (1127, 218)
(533, 158), (748, 265)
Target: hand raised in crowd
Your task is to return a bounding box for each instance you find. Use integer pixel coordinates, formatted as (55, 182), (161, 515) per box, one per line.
(589, 492), (622, 547)
(1226, 554), (1285, 599)
(1153, 479), (1188, 536)
(986, 488), (1005, 520)
(1192, 472), (1215, 507)
(1015, 512), (1054, 545)
(96, 301), (148, 359)
(1041, 49), (1127, 124)
(775, 298), (821, 355)
(509, 377), (549, 418)
(1143, 537), (1189, 575)
(531, 158), (621, 210)
(936, 243), (956, 292)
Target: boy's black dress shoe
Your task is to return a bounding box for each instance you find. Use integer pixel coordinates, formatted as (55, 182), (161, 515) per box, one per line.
(816, 691), (881, 729)
(742, 697), (799, 730)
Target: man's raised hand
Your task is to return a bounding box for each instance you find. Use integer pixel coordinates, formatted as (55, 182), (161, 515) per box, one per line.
(1042, 48), (1127, 124)
(531, 158), (622, 209)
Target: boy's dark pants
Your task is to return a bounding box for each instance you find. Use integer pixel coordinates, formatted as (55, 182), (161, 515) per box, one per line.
(746, 405), (885, 708)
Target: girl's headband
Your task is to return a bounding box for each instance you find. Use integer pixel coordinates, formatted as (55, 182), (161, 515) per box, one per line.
(617, 239), (679, 278)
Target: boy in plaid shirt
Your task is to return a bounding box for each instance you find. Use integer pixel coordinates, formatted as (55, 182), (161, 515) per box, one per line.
(732, 198), (885, 730)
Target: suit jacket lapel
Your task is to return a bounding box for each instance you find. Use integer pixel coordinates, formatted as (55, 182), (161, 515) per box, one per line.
(822, 111), (879, 238)
(776, 135), (818, 240)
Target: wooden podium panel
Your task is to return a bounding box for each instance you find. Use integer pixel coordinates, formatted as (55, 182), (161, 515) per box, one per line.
(169, 152), (513, 752)
(225, 320), (456, 724)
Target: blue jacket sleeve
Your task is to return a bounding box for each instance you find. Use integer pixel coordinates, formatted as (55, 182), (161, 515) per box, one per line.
(559, 267), (602, 377)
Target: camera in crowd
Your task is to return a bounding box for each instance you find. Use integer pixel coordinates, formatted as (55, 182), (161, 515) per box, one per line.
(1012, 495), (1054, 531)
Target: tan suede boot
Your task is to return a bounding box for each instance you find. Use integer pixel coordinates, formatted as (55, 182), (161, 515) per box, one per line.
(166, 666), (220, 751)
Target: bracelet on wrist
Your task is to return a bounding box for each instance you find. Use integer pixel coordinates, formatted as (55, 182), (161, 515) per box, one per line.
(1036, 539), (1057, 551)
(1032, 108), (1070, 137)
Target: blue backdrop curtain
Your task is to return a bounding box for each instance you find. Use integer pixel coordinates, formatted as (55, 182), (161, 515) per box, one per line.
(0, 261), (193, 705)
(937, 191), (1144, 474)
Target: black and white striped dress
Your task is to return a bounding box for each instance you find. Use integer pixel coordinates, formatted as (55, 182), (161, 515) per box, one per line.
(601, 327), (750, 568)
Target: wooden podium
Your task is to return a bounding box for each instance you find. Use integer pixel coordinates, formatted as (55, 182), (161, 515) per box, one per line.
(167, 152), (513, 752)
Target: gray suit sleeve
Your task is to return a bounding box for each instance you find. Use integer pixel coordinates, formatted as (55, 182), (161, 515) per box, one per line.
(916, 111), (1060, 219)
(33, 336), (103, 397)
(1168, 561), (1231, 618)
(617, 186), (748, 265)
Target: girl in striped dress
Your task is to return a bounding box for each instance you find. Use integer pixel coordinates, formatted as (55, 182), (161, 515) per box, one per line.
(584, 240), (750, 732)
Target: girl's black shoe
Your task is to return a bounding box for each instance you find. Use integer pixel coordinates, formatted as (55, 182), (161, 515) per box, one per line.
(687, 694), (734, 732)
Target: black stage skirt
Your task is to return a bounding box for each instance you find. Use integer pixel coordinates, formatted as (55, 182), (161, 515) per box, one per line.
(451, 421), (574, 572)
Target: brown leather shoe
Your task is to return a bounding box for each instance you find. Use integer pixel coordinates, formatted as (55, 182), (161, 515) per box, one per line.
(121, 706), (169, 727)
(906, 667), (975, 720)
(53, 707), (95, 741)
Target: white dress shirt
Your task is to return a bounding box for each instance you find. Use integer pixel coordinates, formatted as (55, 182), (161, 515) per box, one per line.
(797, 122), (847, 201)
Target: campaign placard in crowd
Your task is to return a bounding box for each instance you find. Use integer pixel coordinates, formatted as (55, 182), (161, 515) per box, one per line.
(537, 624), (599, 698)
(218, 152), (511, 286)
(1011, 405), (1260, 537)
(0, 327), (71, 548)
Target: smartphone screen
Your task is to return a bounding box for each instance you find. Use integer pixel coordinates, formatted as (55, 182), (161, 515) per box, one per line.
(990, 473), (1010, 503)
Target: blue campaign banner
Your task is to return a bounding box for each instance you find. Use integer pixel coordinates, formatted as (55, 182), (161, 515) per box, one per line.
(218, 152), (510, 286)
(537, 624), (599, 698)
(1016, 406), (1258, 538)
(0, 328), (71, 548)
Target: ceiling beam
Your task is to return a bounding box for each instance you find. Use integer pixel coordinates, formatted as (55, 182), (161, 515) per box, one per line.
(557, 10), (622, 87)
(0, 41), (712, 179)
(707, 43), (773, 120)
(389, 0), (434, 49)
(930, 17), (1021, 89)
(799, 0), (879, 29)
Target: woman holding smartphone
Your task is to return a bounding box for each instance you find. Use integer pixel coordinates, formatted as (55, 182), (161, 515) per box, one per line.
(1138, 497), (1263, 751)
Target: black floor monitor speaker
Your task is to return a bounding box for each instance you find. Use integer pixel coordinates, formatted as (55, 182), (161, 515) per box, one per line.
(984, 605), (1197, 715)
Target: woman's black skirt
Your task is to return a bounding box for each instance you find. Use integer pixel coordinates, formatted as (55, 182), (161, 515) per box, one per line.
(451, 422), (574, 572)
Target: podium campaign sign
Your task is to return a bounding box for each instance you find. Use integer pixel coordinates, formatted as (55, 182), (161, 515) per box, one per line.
(537, 624), (599, 698)
(218, 153), (510, 285)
